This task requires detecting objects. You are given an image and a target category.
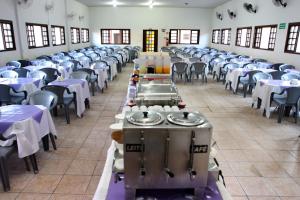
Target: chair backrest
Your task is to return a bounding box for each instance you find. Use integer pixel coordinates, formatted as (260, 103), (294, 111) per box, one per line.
(41, 85), (71, 105)
(253, 72), (272, 83)
(30, 70), (47, 80)
(224, 63), (239, 71)
(189, 57), (200, 63)
(246, 70), (262, 84)
(244, 63), (258, 70)
(269, 71), (286, 80)
(28, 90), (58, 110)
(77, 68), (95, 77)
(6, 61), (21, 68)
(286, 87), (300, 104)
(36, 55), (52, 61)
(0, 84), (13, 103)
(281, 73), (300, 81)
(13, 68), (30, 78)
(69, 60), (82, 71)
(253, 58), (267, 63)
(173, 62), (188, 73)
(69, 71), (89, 81)
(171, 57), (182, 63)
(39, 68), (60, 84)
(18, 60), (32, 68)
(271, 63), (284, 70)
(279, 64), (295, 71)
(191, 62), (206, 73)
(0, 70), (18, 78)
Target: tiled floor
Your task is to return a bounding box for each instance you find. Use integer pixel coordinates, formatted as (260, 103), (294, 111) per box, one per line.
(1, 64), (300, 200)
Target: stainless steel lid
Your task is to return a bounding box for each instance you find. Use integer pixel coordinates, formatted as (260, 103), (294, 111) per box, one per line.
(126, 111), (164, 126)
(167, 112), (205, 126)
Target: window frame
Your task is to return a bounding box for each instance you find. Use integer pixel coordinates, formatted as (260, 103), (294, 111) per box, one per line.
(71, 27), (80, 44)
(100, 29), (131, 45)
(26, 22), (50, 49)
(235, 26), (252, 48)
(51, 25), (65, 46)
(81, 28), (90, 43)
(168, 29), (200, 45)
(252, 24), (277, 51)
(212, 29), (221, 44)
(284, 22), (300, 55)
(0, 19), (16, 52)
(221, 28), (231, 45)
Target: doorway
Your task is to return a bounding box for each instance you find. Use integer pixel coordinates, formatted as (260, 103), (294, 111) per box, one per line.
(143, 29), (158, 52)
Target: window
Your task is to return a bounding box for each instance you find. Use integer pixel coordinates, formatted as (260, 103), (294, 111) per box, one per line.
(169, 29), (200, 44)
(212, 29), (220, 44)
(0, 20), (16, 52)
(236, 27), (252, 47)
(51, 25), (65, 46)
(221, 28), (231, 45)
(26, 23), (49, 49)
(81, 28), (89, 43)
(100, 29), (130, 44)
(253, 25), (277, 50)
(71, 27), (80, 44)
(284, 22), (300, 54)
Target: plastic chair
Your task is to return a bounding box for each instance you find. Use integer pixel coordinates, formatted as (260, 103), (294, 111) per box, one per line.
(36, 55), (52, 61)
(190, 62), (207, 83)
(271, 63), (284, 70)
(69, 71), (89, 81)
(172, 62), (188, 83)
(253, 58), (267, 63)
(253, 72), (272, 83)
(27, 90), (58, 150)
(6, 61), (21, 68)
(281, 73), (300, 81)
(69, 60), (82, 71)
(272, 87), (300, 123)
(39, 68), (61, 85)
(220, 63), (239, 84)
(77, 68), (99, 95)
(0, 70), (18, 78)
(41, 85), (76, 124)
(279, 64), (295, 71)
(269, 71), (286, 80)
(0, 140), (38, 191)
(237, 70), (261, 97)
(170, 56), (183, 63)
(13, 68), (30, 78)
(0, 84), (27, 106)
(17, 60), (32, 68)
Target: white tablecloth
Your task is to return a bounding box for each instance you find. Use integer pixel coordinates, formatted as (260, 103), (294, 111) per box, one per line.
(0, 78), (42, 101)
(252, 80), (300, 118)
(49, 80), (90, 117)
(0, 105), (57, 158)
(226, 68), (276, 93)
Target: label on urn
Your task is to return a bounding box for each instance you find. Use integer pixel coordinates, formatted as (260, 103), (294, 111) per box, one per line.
(126, 144), (145, 152)
(190, 145), (208, 153)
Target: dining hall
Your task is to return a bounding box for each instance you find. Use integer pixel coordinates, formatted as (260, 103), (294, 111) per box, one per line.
(0, 0), (300, 199)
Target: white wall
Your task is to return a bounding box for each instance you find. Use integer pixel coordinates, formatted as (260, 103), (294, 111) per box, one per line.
(0, 0), (21, 65)
(0, 0), (90, 66)
(211, 0), (300, 69)
(89, 7), (213, 50)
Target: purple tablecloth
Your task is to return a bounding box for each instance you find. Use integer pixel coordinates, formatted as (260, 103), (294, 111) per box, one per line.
(0, 78), (40, 90)
(50, 79), (85, 88)
(105, 172), (223, 200)
(0, 105), (43, 134)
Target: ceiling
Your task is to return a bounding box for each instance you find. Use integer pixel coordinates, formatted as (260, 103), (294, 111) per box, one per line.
(76, 0), (230, 8)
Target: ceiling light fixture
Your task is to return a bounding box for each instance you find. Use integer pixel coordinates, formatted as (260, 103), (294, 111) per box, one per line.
(149, 0), (154, 9)
(112, 0), (117, 7)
